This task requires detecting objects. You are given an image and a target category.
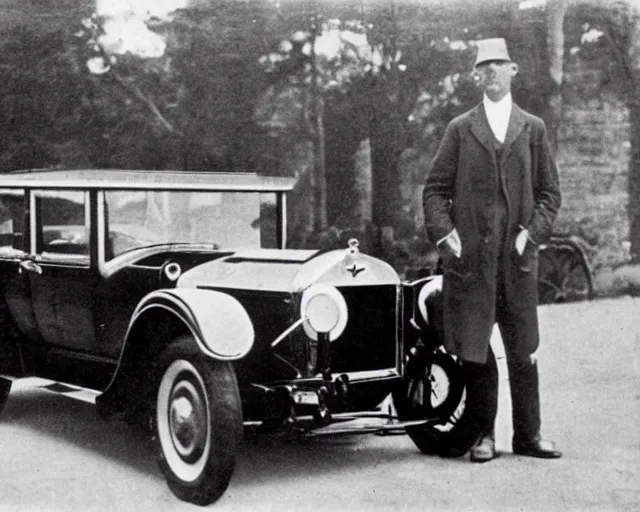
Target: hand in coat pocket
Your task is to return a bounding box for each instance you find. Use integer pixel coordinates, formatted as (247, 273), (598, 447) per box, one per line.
(514, 235), (539, 273)
(437, 227), (462, 259)
(515, 228), (529, 256)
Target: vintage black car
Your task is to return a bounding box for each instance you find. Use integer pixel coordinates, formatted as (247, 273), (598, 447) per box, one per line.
(0, 169), (475, 506)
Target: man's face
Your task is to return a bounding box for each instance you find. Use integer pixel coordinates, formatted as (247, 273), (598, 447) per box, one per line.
(474, 60), (518, 101)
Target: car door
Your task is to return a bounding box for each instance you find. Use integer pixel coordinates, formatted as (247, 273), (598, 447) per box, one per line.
(27, 189), (99, 353)
(0, 187), (40, 344)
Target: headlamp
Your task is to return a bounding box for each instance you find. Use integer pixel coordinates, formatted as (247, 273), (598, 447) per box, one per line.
(301, 284), (348, 341)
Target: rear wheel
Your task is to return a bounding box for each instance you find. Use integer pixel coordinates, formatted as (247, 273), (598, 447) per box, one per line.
(393, 351), (479, 457)
(0, 377), (11, 416)
(538, 240), (593, 304)
(155, 336), (242, 506)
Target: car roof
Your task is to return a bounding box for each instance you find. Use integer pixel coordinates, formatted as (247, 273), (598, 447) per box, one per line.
(0, 169), (296, 192)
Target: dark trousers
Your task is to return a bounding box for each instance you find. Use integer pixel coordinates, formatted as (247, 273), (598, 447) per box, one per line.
(463, 277), (541, 443)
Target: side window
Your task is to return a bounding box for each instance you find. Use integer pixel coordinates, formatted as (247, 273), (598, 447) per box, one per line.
(35, 190), (89, 261)
(0, 188), (25, 257)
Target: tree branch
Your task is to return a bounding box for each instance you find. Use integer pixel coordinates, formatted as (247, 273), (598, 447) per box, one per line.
(109, 71), (184, 137)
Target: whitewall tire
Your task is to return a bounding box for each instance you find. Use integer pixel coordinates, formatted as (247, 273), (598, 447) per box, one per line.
(155, 336), (242, 506)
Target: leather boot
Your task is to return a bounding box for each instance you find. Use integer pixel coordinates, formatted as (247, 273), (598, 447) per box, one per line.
(470, 434), (498, 463)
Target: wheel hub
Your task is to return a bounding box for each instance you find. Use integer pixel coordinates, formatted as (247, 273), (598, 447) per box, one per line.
(428, 365), (450, 408)
(169, 381), (207, 461)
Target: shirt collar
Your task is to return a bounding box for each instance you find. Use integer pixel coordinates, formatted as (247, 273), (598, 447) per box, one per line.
(483, 92), (512, 113)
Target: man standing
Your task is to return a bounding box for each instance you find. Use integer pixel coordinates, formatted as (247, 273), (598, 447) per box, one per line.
(422, 38), (562, 462)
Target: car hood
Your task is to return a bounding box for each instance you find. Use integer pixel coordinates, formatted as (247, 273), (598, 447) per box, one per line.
(177, 246), (400, 293)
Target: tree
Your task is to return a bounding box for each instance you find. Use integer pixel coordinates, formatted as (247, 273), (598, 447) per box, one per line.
(547, 0), (570, 151)
(0, 0), (100, 171)
(255, 15), (389, 242)
(78, 1), (280, 172)
(569, 0), (640, 259)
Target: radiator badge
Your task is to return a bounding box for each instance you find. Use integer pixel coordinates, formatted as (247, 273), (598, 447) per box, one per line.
(346, 263), (365, 278)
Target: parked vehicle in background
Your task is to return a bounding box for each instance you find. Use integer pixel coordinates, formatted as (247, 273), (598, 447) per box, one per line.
(0, 169), (473, 506)
(538, 234), (594, 304)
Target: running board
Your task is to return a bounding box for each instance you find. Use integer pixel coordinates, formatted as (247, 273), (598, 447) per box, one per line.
(5, 377), (100, 405)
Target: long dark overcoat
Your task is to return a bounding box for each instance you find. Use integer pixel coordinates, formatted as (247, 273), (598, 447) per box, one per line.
(423, 103), (561, 364)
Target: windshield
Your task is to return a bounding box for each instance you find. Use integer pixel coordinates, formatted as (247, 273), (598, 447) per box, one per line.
(104, 190), (278, 259)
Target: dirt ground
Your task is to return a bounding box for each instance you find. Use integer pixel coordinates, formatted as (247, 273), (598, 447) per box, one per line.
(0, 297), (638, 512)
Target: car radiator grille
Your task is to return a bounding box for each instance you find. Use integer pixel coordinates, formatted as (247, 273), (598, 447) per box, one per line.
(328, 285), (399, 374)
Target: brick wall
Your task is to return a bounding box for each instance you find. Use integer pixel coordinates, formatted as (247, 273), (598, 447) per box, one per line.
(555, 102), (631, 271)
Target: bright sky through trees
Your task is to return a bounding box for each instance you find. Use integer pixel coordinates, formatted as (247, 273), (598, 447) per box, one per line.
(95, 0), (187, 57)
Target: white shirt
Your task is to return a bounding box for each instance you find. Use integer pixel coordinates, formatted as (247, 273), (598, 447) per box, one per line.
(483, 93), (512, 143)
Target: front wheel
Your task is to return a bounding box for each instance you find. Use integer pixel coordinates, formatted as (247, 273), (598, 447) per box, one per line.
(392, 350), (479, 457)
(155, 337), (242, 506)
(0, 377), (11, 416)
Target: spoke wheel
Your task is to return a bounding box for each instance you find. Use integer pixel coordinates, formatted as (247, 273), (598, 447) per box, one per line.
(538, 243), (593, 304)
(393, 351), (479, 457)
(155, 336), (241, 506)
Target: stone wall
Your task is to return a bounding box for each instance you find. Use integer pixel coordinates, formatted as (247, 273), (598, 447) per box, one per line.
(555, 102), (630, 272)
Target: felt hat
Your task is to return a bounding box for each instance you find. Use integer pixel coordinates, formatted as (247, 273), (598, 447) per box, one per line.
(474, 38), (512, 67)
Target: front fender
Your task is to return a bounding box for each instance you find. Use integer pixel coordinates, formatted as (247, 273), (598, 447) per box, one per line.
(130, 288), (255, 360)
(97, 288), (254, 420)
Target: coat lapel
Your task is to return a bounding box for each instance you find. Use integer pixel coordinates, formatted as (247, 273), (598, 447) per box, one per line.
(469, 102), (528, 165)
(468, 104), (494, 157)
(501, 104), (527, 164)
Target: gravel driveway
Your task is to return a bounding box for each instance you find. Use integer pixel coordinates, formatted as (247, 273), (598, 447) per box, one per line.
(0, 297), (638, 511)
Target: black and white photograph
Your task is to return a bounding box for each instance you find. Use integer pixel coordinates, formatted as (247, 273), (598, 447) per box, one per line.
(0, 0), (638, 510)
